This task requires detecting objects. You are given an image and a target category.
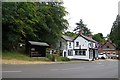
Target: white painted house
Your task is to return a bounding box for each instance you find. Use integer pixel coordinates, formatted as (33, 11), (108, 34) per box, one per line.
(59, 34), (98, 61)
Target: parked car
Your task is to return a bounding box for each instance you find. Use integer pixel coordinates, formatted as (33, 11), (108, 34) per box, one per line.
(98, 53), (107, 59)
(116, 54), (119, 59)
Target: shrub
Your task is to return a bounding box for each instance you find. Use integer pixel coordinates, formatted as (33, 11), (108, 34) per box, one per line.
(46, 53), (70, 62)
(57, 56), (70, 61)
(46, 53), (55, 61)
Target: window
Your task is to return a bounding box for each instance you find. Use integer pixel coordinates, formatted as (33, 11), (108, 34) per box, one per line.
(60, 41), (62, 48)
(89, 43), (93, 48)
(69, 42), (71, 48)
(75, 50), (80, 55)
(75, 50), (86, 56)
(76, 42), (79, 47)
(79, 50), (82, 55)
(31, 48), (35, 51)
(68, 50), (73, 56)
(83, 50), (86, 55)
(106, 46), (109, 49)
(75, 51), (78, 55)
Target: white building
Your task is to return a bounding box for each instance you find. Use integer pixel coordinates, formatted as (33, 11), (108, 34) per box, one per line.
(59, 34), (98, 61)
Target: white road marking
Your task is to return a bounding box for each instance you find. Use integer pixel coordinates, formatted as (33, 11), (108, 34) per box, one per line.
(1, 71), (22, 73)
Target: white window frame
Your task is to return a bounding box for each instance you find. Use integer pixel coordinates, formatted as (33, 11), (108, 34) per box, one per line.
(69, 42), (71, 48)
(76, 42), (79, 47)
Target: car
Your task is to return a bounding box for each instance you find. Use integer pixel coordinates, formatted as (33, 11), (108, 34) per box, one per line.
(116, 54), (119, 59)
(98, 53), (107, 59)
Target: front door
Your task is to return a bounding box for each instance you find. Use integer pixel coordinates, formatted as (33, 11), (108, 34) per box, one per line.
(64, 52), (66, 57)
(92, 49), (95, 61)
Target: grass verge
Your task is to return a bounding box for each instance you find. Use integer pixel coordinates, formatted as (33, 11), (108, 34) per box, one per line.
(2, 51), (50, 61)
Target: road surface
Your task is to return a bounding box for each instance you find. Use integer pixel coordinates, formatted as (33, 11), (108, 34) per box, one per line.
(2, 60), (118, 78)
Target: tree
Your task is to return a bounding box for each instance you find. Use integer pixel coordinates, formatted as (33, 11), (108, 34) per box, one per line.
(2, 2), (68, 51)
(64, 31), (77, 38)
(92, 33), (105, 43)
(110, 14), (120, 50)
(74, 19), (91, 36)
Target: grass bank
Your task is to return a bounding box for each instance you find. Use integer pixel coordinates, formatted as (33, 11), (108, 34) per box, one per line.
(2, 52), (51, 63)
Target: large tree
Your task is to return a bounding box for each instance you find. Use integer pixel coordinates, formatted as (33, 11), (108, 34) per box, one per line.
(64, 31), (77, 38)
(74, 19), (91, 36)
(92, 33), (105, 43)
(2, 2), (68, 51)
(110, 14), (120, 50)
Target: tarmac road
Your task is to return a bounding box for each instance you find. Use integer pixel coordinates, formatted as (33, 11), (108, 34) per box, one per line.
(2, 60), (119, 78)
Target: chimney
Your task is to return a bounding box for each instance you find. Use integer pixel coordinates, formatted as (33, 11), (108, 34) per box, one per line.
(87, 34), (93, 38)
(79, 30), (84, 34)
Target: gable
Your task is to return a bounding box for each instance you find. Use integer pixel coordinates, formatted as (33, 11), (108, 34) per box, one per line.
(73, 34), (97, 43)
(101, 41), (116, 49)
(74, 35), (88, 43)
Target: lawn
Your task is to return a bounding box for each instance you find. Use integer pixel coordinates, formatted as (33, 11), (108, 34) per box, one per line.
(2, 51), (50, 61)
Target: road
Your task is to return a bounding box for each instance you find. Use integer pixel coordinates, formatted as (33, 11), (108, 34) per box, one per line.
(2, 60), (118, 78)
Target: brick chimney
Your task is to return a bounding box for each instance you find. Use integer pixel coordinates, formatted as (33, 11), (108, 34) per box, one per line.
(87, 34), (93, 38)
(79, 30), (84, 34)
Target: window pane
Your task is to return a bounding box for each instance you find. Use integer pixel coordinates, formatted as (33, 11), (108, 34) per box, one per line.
(76, 42), (79, 47)
(79, 50), (81, 55)
(68, 50), (73, 56)
(69, 42), (71, 48)
(83, 50), (86, 55)
(75, 51), (78, 55)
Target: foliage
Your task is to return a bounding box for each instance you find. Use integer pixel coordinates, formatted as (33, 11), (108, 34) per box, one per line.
(64, 31), (77, 38)
(110, 15), (120, 50)
(53, 54), (70, 61)
(2, 2), (68, 51)
(57, 56), (70, 61)
(46, 53), (55, 61)
(46, 53), (70, 61)
(92, 33), (105, 43)
(74, 19), (91, 36)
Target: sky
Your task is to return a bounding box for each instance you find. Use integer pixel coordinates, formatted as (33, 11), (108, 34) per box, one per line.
(63, 0), (119, 37)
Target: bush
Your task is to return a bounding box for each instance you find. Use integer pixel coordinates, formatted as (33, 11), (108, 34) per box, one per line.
(46, 53), (70, 62)
(46, 53), (55, 61)
(57, 56), (70, 61)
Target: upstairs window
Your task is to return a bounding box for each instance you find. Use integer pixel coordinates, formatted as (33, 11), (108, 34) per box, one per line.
(76, 42), (79, 47)
(106, 46), (109, 49)
(60, 41), (62, 48)
(69, 42), (71, 48)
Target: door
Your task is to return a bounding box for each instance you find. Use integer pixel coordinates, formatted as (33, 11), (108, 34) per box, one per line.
(64, 51), (66, 57)
(92, 49), (95, 61)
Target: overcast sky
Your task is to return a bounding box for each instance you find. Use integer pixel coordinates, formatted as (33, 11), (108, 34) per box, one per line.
(63, 0), (119, 37)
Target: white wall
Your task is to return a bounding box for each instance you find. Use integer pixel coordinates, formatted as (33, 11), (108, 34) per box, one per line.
(67, 49), (90, 60)
(66, 35), (91, 60)
(67, 41), (73, 49)
(59, 38), (67, 50)
(74, 36), (89, 49)
(88, 41), (96, 48)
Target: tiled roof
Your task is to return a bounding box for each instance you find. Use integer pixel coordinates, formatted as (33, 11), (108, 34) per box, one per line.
(80, 34), (97, 43)
(73, 34), (97, 43)
(62, 35), (73, 41)
(29, 41), (49, 46)
(62, 34), (97, 43)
